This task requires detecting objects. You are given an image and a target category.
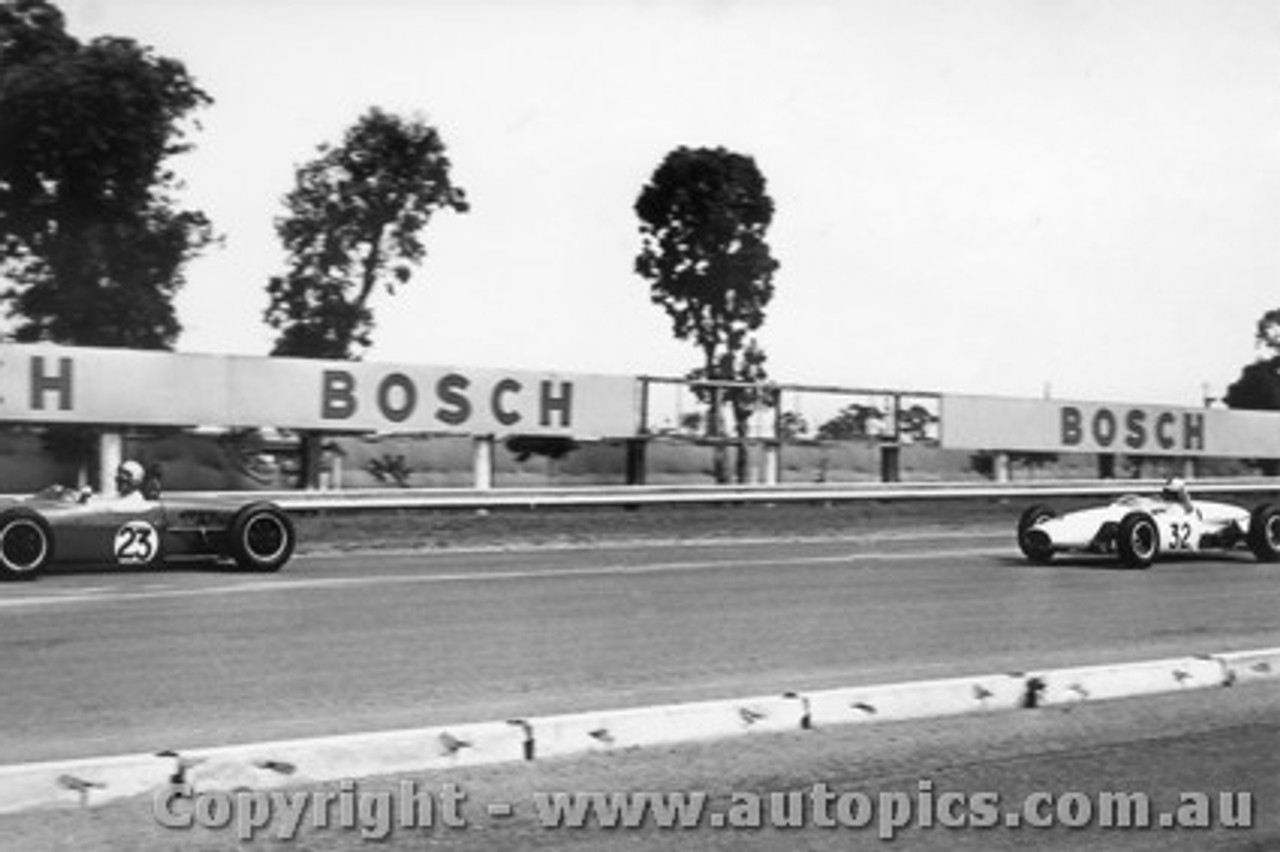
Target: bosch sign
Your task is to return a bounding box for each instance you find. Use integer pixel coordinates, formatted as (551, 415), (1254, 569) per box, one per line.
(0, 344), (638, 437)
(318, 369), (575, 430)
(941, 394), (1280, 458)
(1060, 406), (1205, 452)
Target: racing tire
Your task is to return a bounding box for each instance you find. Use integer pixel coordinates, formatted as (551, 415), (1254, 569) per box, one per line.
(1017, 504), (1056, 564)
(1116, 511), (1158, 569)
(1247, 503), (1280, 563)
(0, 508), (53, 581)
(228, 503), (295, 572)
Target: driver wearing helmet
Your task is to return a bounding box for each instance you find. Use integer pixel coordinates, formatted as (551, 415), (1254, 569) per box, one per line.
(1160, 476), (1193, 513)
(113, 460), (149, 504)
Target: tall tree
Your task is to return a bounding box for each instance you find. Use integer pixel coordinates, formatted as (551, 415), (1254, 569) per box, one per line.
(0, 0), (214, 349)
(1225, 308), (1280, 411)
(264, 108), (468, 359)
(635, 146), (779, 481)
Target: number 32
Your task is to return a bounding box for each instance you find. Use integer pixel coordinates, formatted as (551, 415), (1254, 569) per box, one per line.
(1167, 522), (1192, 551)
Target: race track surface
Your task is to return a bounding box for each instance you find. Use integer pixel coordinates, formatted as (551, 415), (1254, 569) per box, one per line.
(2, 528), (1279, 764)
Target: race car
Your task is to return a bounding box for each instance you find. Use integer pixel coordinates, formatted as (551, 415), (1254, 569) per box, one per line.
(0, 484), (296, 581)
(1016, 481), (1280, 569)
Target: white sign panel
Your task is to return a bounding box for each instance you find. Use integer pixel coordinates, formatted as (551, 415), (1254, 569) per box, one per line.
(0, 344), (638, 437)
(941, 394), (1280, 458)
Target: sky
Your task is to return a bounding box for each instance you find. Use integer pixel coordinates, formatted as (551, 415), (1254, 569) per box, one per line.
(55, 0), (1280, 406)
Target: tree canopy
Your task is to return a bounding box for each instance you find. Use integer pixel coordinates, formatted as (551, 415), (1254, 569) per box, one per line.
(1225, 359), (1280, 411)
(816, 403), (887, 440)
(264, 107), (469, 359)
(1225, 308), (1280, 411)
(635, 146), (779, 480)
(635, 146), (778, 373)
(0, 0), (214, 348)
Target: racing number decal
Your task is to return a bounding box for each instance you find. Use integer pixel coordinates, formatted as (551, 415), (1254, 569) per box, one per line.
(114, 521), (158, 564)
(1166, 521), (1193, 551)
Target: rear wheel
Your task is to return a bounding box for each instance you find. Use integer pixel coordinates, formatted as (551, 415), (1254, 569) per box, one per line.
(229, 503), (295, 572)
(1017, 505), (1056, 564)
(1247, 504), (1280, 562)
(0, 508), (52, 581)
(1116, 511), (1158, 569)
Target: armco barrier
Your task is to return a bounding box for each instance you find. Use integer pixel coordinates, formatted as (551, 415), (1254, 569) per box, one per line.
(1214, 646), (1280, 686)
(2, 649), (1277, 815)
(61, 477), (1275, 513)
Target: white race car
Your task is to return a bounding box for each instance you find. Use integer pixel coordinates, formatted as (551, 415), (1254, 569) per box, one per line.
(1016, 488), (1280, 569)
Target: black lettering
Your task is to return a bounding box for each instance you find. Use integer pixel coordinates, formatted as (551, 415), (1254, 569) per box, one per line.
(491, 378), (522, 427)
(30, 356), (73, 411)
(1092, 409), (1117, 447)
(1061, 407), (1083, 446)
(377, 373), (417, 423)
(1183, 413), (1205, 451)
(320, 370), (356, 419)
(1156, 412), (1177, 450)
(1124, 409), (1147, 450)
(540, 381), (573, 428)
(435, 373), (471, 426)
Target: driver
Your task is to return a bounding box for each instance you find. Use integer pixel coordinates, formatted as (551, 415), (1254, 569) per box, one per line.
(1160, 476), (1193, 512)
(114, 460), (149, 503)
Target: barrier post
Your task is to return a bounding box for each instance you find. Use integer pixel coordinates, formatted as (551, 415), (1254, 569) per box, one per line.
(763, 441), (780, 485)
(298, 432), (324, 490)
(625, 438), (647, 485)
(879, 443), (901, 483)
(98, 431), (124, 496)
(321, 441), (343, 490)
(993, 452), (1010, 483)
(473, 436), (494, 490)
(1097, 453), (1116, 479)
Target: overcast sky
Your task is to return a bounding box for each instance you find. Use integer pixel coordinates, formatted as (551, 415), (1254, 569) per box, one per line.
(58, 0), (1280, 405)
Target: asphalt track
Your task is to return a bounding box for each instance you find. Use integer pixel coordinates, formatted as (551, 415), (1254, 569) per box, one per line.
(2, 526), (1279, 766)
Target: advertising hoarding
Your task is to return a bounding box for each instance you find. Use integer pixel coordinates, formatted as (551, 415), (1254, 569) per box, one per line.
(0, 344), (638, 437)
(941, 394), (1280, 458)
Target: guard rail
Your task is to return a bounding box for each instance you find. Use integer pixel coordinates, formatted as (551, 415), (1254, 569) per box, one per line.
(138, 478), (1280, 513)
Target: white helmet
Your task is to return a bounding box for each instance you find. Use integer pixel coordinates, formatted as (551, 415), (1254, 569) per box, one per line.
(1161, 477), (1188, 500)
(116, 460), (145, 489)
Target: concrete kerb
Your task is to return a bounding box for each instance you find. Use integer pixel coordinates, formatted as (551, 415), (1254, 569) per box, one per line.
(527, 693), (808, 760)
(3, 648), (1279, 816)
(1212, 646), (1280, 686)
(803, 673), (1027, 727)
(0, 752), (173, 813)
(1022, 656), (1227, 707)
(0, 720), (529, 814)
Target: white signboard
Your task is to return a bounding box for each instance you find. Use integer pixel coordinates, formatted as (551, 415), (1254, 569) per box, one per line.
(941, 394), (1280, 458)
(0, 344), (638, 437)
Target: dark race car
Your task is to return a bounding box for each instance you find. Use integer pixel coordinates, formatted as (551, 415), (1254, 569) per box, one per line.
(0, 485), (295, 581)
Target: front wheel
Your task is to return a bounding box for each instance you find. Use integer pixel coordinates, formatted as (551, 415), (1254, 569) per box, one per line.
(0, 508), (53, 581)
(1247, 504), (1280, 562)
(229, 503), (295, 572)
(1116, 511), (1158, 569)
(1017, 504), (1056, 564)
